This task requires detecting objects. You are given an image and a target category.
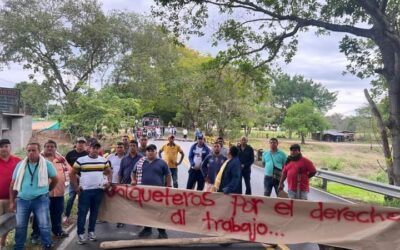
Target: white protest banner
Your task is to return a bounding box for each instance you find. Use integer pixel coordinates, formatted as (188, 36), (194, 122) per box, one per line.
(98, 185), (400, 250)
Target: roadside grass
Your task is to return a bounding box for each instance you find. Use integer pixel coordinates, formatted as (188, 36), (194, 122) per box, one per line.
(320, 182), (385, 205)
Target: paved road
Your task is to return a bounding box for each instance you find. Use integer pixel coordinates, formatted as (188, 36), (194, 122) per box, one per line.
(61, 139), (350, 250)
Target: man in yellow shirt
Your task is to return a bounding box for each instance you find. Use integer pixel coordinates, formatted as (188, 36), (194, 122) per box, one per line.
(158, 135), (185, 188)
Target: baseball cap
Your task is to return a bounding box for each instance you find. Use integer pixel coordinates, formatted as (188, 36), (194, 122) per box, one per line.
(76, 137), (87, 143)
(146, 144), (157, 151)
(197, 134), (204, 139)
(0, 139), (11, 146)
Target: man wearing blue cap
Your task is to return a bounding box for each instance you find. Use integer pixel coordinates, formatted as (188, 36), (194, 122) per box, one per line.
(187, 134), (210, 191)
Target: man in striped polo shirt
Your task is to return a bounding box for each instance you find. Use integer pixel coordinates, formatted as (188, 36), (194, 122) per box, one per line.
(69, 141), (111, 245)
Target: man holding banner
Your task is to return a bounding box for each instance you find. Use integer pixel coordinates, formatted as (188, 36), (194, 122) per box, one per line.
(213, 146), (242, 194)
(131, 144), (172, 239)
(278, 144), (316, 200)
(70, 141), (112, 245)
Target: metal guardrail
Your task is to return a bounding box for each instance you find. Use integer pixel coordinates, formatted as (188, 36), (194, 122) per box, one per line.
(315, 168), (400, 199)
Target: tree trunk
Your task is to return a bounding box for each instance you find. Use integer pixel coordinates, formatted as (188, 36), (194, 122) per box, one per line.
(301, 133), (305, 144)
(388, 78), (400, 186)
(218, 128), (225, 137)
(364, 89), (394, 188)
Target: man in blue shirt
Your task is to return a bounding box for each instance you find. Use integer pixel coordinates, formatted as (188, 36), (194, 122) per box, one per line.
(262, 138), (287, 197)
(202, 142), (227, 185)
(132, 144), (171, 239)
(9, 142), (58, 250)
(118, 140), (142, 184)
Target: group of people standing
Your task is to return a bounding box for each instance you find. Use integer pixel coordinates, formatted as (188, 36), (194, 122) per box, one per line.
(0, 130), (317, 250)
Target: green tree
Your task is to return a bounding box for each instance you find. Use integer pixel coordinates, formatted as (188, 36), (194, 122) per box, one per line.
(283, 99), (329, 144)
(61, 87), (141, 138)
(15, 81), (53, 117)
(153, 0), (400, 186)
(272, 73), (337, 121)
(0, 0), (140, 97)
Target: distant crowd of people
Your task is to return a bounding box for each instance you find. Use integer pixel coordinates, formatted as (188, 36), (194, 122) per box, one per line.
(0, 130), (316, 249)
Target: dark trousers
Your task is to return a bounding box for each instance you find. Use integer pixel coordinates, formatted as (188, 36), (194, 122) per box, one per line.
(32, 196), (64, 237)
(77, 189), (104, 235)
(65, 185), (76, 218)
(170, 168), (178, 188)
(264, 176), (280, 197)
(241, 169), (252, 195)
(186, 169), (204, 191)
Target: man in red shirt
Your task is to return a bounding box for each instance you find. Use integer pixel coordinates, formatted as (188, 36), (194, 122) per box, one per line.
(278, 144), (316, 200)
(0, 139), (21, 248)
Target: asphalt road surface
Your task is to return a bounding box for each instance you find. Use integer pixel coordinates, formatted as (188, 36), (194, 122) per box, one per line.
(60, 139), (351, 250)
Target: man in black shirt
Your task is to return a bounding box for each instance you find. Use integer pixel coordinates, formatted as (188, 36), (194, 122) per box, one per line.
(63, 137), (88, 224)
(238, 136), (254, 195)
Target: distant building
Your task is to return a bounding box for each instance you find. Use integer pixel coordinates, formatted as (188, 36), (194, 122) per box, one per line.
(0, 87), (32, 151)
(312, 130), (355, 142)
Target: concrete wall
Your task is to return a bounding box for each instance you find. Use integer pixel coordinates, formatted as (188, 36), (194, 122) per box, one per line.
(1, 114), (32, 153)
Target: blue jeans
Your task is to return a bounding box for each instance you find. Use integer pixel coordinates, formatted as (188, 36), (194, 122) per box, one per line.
(32, 196), (64, 237)
(264, 176), (280, 197)
(170, 168), (178, 188)
(14, 194), (52, 250)
(288, 190), (308, 200)
(77, 189), (104, 235)
(65, 185), (76, 218)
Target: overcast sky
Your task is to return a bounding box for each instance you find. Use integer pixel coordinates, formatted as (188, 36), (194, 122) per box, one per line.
(0, 0), (370, 116)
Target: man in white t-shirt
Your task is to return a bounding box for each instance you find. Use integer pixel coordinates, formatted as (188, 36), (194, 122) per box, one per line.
(107, 142), (125, 184)
(182, 128), (188, 141)
(70, 142), (111, 245)
(186, 134), (210, 190)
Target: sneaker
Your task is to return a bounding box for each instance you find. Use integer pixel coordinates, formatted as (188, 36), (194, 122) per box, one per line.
(88, 232), (97, 241)
(77, 234), (86, 245)
(158, 231), (168, 239)
(138, 228), (152, 237)
(116, 223), (125, 228)
(31, 236), (40, 245)
(56, 231), (69, 238)
(42, 244), (53, 250)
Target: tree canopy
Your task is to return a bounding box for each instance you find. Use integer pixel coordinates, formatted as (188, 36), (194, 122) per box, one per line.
(283, 99), (329, 144)
(0, 0), (142, 97)
(153, 0), (400, 185)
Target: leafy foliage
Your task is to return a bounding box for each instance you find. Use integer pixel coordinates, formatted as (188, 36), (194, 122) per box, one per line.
(15, 81), (53, 117)
(0, 0), (142, 96)
(60, 87), (140, 137)
(271, 73), (337, 121)
(283, 99), (329, 144)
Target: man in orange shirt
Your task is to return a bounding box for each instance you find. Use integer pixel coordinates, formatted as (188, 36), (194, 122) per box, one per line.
(158, 135), (184, 188)
(32, 140), (71, 242)
(0, 139), (21, 248)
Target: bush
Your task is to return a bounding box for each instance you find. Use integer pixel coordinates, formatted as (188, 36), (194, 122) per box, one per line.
(321, 156), (344, 171)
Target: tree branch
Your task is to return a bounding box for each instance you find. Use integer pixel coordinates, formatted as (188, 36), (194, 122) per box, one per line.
(204, 0), (374, 39)
(380, 0), (388, 12)
(355, 0), (400, 50)
(240, 18), (278, 26)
